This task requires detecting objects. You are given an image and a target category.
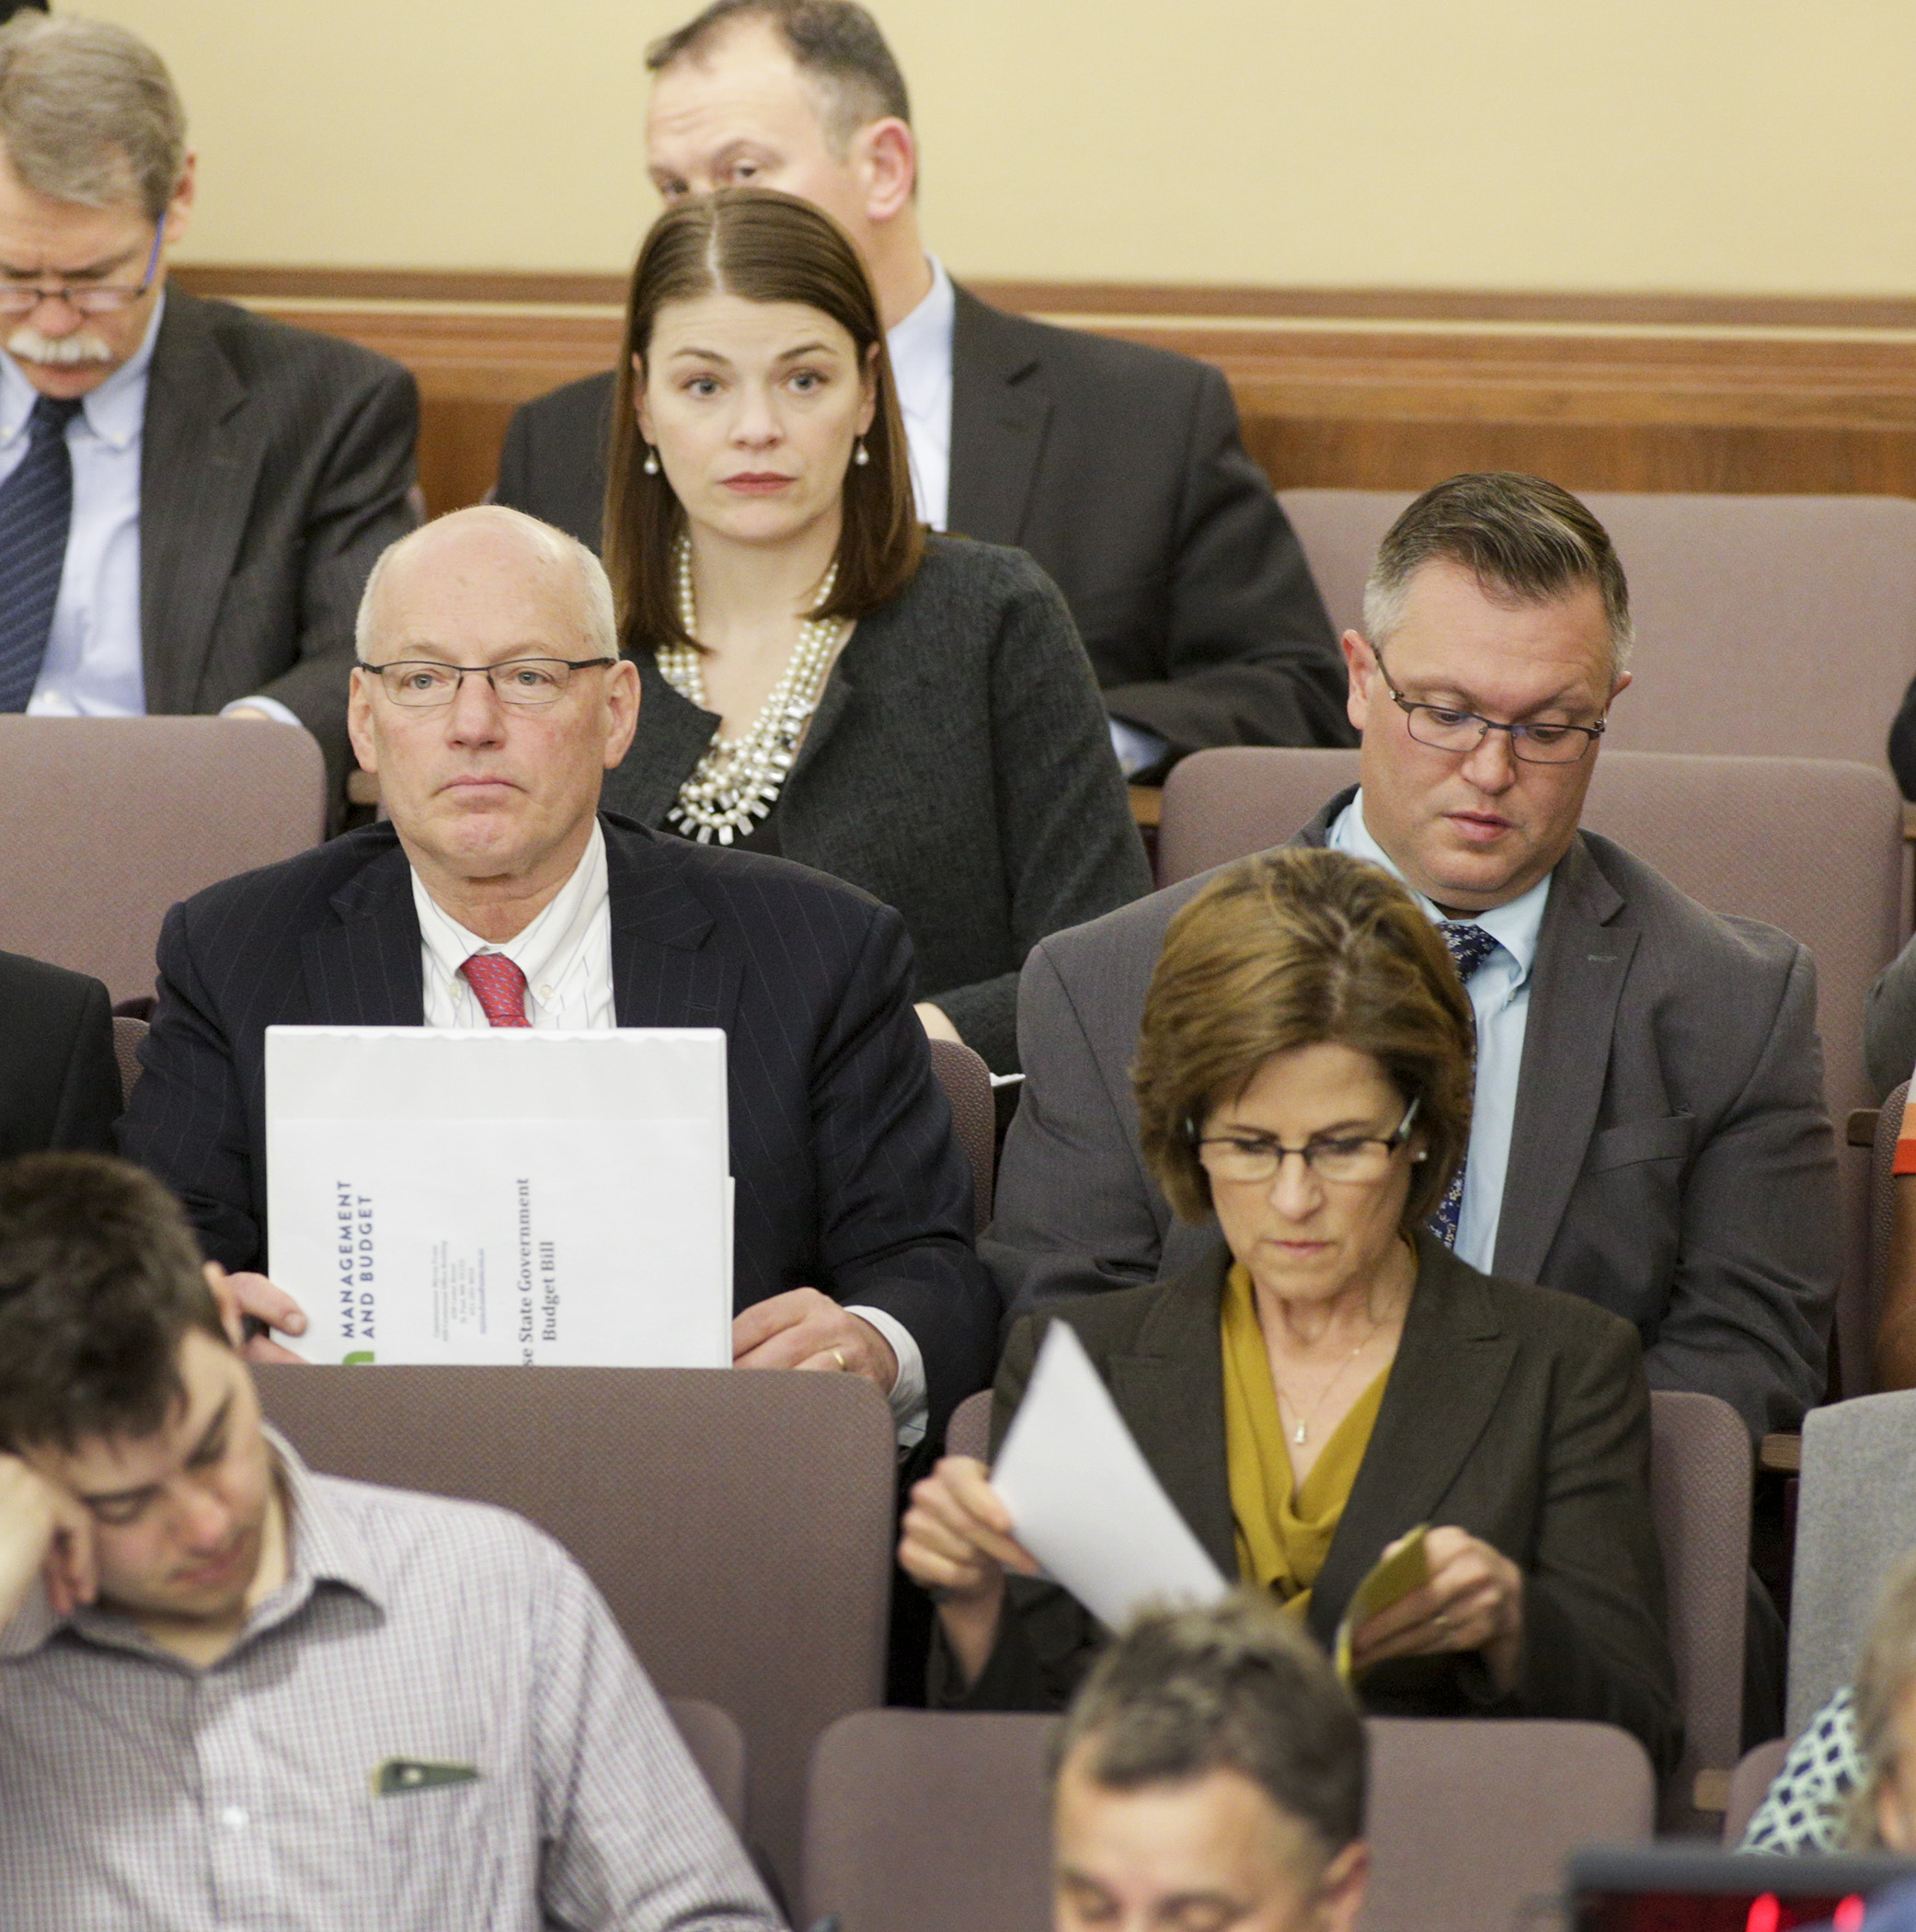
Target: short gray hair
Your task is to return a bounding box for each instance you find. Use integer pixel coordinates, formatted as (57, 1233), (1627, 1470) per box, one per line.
(1053, 1592), (1366, 1878)
(355, 506), (618, 662)
(0, 14), (187, 222)
(1360, 473), (1635, 684)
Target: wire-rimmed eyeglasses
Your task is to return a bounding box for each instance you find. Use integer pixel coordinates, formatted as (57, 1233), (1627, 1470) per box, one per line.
(1374, 646), (1605, 765)
(356, 656), (619, 709)
(0, 221), (166, 316)
(1192, 1097), (1421, 1187)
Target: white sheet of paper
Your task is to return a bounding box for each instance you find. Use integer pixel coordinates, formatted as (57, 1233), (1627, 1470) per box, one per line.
(266, 1027), (730, 1367)
(990, 1321), (1229, 1630)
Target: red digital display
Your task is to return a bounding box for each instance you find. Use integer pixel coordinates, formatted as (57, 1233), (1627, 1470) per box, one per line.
(1578, 1891), (1870, 1931)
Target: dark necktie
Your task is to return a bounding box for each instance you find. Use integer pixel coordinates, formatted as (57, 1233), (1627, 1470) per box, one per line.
(0, 394), (83, 712)
(1428, 920), (1502, 1249)
(460, 952), (531, 1028)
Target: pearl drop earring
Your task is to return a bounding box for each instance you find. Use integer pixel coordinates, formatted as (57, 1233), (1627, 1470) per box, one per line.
(643, 445), (660, 476)
(854, 440), (869, 467)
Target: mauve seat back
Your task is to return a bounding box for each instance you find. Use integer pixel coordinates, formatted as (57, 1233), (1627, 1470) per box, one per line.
(254, 1363), (896, 1897)
(0, 716), (326, 1006)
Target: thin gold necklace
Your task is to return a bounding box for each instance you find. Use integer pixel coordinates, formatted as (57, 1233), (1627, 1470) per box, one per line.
(1273, 1330), (1382, 1446)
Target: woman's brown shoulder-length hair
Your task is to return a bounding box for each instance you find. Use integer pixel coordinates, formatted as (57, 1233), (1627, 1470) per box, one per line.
(1133, 846), (1476, 1232)
(605, 184), (924, 653)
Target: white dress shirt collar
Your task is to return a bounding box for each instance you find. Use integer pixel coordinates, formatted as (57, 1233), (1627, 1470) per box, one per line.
(1330, 788), (1551, 978)
(0, 289), (164, 451)
(885, 254), (955, 531)
(414, 820), (610, 1024)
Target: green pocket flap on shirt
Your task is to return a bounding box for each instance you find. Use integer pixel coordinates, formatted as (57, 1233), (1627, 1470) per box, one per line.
(372, 1758), (482, 1798)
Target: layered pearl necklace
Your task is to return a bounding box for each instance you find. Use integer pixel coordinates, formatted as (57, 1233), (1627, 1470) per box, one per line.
(656, 536), (849, 845)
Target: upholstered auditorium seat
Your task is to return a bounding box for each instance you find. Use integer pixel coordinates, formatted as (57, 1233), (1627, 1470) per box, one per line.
(927, 1037), (996, 1235)
(0, 717), (327, 1008)
(253, 1363), (896, 1896)
(1788, 1387), (1916, 1735)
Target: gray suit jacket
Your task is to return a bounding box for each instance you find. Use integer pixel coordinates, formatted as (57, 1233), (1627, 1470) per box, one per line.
(936, 1236), (1682, 1775)
(141, 289), (419, 798)
(602, 536), (1152, 1072)
(1864, 934), (1916, 1098)
(982, 787), (1839, 1437)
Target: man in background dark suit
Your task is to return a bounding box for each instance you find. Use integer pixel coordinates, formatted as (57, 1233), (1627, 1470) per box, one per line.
(985, 475), (1837, 1446)
(118, 506), (998, 1443)
(494, 0), (1349, 781)
(0, 16), (416, 799)
(0, 949), (118, 1156)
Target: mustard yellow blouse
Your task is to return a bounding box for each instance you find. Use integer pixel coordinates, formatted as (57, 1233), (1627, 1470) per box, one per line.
(1221, 1261), (1390, 1620)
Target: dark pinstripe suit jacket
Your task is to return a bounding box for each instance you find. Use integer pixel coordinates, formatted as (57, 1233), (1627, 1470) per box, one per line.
(141, 289), (419, 799)
(116, 813), (999, 1432)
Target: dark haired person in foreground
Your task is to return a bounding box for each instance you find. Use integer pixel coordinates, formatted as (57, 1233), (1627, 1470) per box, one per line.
(902, 848), (1681, 1771)
(1051, 1593), (1368, 1932)
(598, 184), (1148, 1071)
(497, 0), (1350, 782)
(0, 1152), (779, 1931)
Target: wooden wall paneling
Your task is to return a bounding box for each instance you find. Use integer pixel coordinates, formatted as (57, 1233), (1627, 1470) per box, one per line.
(176, 270), (1916, 515)
(231, 299), (623, 513)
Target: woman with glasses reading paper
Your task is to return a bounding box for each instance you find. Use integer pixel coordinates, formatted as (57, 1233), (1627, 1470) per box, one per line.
(900, 847), (1681, 1770)
(591, 187), (1149, 1074)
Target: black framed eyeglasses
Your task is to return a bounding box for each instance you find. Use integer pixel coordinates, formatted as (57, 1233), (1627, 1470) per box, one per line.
(1192, 1097), (1421, 1187)
(357, 656), (618, 709)
(0, 220), (166, 317)
(1373, 646), (1605, 765)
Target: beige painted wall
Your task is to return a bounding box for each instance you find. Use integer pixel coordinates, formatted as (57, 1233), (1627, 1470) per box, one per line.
(103, 0), (1916, 293)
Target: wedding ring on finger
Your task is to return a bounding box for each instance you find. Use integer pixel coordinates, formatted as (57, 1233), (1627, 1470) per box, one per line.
(832, 1348), (848, 1371)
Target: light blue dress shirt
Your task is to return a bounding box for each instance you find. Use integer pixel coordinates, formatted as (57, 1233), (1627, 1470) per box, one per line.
(0, 293), (295, 726)
(1326, 790), (1552, 1273)
(0, 296), (160, 717)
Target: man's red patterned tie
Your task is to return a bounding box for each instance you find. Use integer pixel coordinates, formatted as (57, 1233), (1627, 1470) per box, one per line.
(460, 951), (532, 1028)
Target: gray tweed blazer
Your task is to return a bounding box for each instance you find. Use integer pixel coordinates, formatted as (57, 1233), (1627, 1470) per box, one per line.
(602, 535), (1153, 1072)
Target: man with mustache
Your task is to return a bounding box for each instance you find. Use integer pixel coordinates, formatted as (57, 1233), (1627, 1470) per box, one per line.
(0, 15), (416, 802)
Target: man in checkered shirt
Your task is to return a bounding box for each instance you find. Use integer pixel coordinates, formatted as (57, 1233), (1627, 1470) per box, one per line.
(0, 1151), (782, 1931)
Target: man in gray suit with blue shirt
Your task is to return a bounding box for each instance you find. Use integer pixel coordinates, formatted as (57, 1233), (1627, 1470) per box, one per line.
(986, 473), (1837, 1445)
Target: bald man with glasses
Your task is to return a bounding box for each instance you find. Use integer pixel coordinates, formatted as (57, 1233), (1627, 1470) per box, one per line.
(119, 506), (999, 1449)
(0, 15), (415, 801)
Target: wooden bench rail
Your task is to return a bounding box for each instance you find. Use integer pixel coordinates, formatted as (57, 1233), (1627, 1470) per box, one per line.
(175, 268), (1916, 517)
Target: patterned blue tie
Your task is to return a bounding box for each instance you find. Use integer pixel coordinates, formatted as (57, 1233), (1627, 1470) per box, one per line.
(0, 394), (83, 712)
(1428, 919), (1502, 1249)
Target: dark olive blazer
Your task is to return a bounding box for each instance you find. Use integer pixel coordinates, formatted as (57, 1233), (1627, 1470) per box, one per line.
(936, 1234), (1682, 1776)
(602, 536), (1152, 1073)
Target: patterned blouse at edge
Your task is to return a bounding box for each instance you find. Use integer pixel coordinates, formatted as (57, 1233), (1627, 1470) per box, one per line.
(1741, 1687), (1861, 1853)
